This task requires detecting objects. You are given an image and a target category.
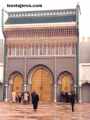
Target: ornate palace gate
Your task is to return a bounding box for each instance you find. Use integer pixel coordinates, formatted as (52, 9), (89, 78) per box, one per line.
(28, 65), (54, 102)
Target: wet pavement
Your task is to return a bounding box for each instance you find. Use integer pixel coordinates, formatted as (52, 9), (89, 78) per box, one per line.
(0, 102), (90, 120)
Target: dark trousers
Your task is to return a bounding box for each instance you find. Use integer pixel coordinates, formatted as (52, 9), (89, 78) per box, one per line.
(33, 102), (38, 111)
(71, 103), (75, 112)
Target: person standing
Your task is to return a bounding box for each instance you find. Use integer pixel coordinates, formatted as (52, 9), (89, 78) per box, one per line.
(18, 92), (22, 103)
(70, 91), (75, 112)
(23, 91), (28, 104)
(31, 91), (39, 111)
(27, 92), (30, 104)
(12, 91), (16, 103)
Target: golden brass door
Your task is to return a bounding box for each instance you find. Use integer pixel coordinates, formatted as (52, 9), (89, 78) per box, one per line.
(58, 72), (73, 93)
(13, 74), (23, 95)
(31, 67), (53, 102)
(31, 69), (42, 97)
(41, 69), (53, 102)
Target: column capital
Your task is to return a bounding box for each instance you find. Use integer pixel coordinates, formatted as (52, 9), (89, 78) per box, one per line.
(4, 82), (9, 86)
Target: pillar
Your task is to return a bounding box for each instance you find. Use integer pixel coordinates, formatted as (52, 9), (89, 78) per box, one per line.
(24, 83), (27, 92)
(54, 83), (57, 102)
(54, 54), (57, 103)
(4, 83), (8, 102)
(79, 85), (82, 103)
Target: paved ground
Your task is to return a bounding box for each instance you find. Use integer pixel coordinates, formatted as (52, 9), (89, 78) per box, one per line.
(0, 102), (90, 120)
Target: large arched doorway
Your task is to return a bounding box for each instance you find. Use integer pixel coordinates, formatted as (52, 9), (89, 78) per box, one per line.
(57, 71), (73, 102)
(9, 72), (24, 99)
(28, 65), (54, 102)
(81, 83), (90, 102)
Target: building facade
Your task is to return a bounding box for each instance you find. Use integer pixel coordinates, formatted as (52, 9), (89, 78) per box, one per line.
(3, 7), (79, 102)
(79, 37), (90, 102)
(79, 63), (90, 102)
(0, 39), (4, 101)
(0, 39), (3, 63)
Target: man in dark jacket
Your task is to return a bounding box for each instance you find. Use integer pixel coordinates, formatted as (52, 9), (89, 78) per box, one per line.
(31, 91), (39, 111)
(70, 91), (75, 112)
